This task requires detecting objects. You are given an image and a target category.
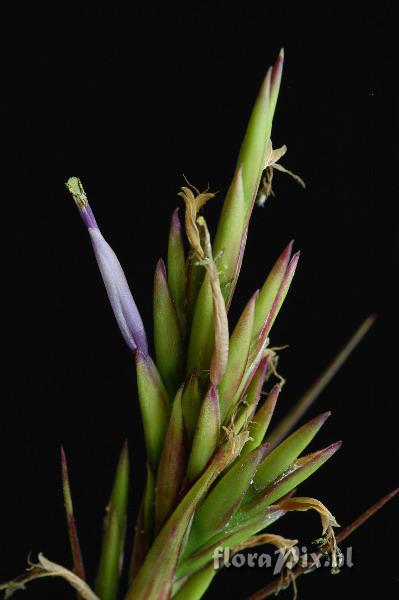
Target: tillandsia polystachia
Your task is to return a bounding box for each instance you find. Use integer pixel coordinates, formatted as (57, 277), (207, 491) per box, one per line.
(1, 49), (397, 600)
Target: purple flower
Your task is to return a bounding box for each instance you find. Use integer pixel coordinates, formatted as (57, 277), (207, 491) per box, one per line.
(67, 177), (148, 355)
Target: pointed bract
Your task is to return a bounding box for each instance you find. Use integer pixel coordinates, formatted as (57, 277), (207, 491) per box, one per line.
(172, 563), (216, 600)
(234, 356), (270, 435)
(129, 464), (155, 580)
(236, 68), (272, 210)
(187, 385), (220, 481)
(248, 412), (331, 499)
(269, 48), (284, 121)
(135, 351), (170, 468)
(188, 444), (269, 551)
(212, 165), (246, 305)
(225, 328), (271, 424)
(219, 291), (258, 421)
(252, 241), (293, 338)
(156, 387), (187, 530)
(260, 251), (300, 339)
(167, 208), (186, 331)
(187, 274), (214, 380)
(178, 506), (285, 578)
(197, 217), (229, 386)
(125, 436), (247, 600)
(185, 252), (206, 326)
(242, 384), (281, 456)
(154, 258), (184, 397)
(182, 371), (203, 443)
(244, 442), (342, 515)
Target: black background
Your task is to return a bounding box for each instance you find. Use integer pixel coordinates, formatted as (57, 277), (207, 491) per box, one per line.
(3, 1), (398, 599)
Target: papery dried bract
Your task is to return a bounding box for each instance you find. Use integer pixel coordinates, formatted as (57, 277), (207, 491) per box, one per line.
(178, 184), (215, 259)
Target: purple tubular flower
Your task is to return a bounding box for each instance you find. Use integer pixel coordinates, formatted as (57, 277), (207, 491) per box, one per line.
(66, 177), (148, 356)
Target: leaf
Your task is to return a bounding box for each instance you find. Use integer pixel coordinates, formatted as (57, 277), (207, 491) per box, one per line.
(125, 435), (248, 600)
(156, 387), (187, 530)
(248, 412), (331, 499)
(267, 315), (377, 450)
(95, 442), (129, 600)
(154, 259), (184, 397)
(167, 208), (186, 332)
(60, 447), (86, 582)
(187, 385), (220, 481)
(218, 291), (258, 421)
(135, 351), (170, 468)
